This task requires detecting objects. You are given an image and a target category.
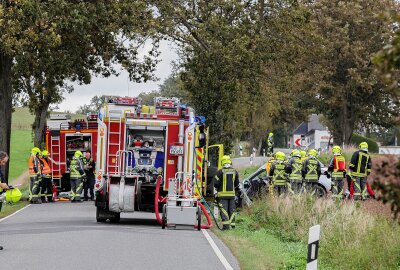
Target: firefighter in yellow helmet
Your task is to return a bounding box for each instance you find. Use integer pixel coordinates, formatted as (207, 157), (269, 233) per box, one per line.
(286, 150), (303, 193)
(69, 151), (86, 202)
(266, 132), (274, 157)
(349, 142), (371, 200)
(39, 150), (53, 202)
(28, 147), (42, 204)
(328, 146), (346, 200)
(269, 151), (288, 196)
(302, 149), (321, 195)
(214, 155), (240, 230)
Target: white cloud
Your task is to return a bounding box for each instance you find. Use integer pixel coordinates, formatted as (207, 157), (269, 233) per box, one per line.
(58, 40), (178, 112)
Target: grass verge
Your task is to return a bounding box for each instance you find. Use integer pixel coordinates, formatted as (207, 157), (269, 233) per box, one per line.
(0, 201), (29, 219)
(216, 195), (400, 269)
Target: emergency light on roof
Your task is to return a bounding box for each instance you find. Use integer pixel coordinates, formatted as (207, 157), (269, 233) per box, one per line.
(110, 97), (141, 106)
(155, 97), (180, 109)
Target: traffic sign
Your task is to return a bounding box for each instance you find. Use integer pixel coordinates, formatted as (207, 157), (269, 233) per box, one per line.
(295, 138), (301, 146)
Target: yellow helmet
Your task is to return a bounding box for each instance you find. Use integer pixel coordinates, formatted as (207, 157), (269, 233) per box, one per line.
(74, 151), (83, 158)
(221, 155), (232, 167)
(42, 150), (49, 157)
(31, 147), (41, 155)
(275, 151), (285, 161)
(359, 142), (368, 152)
(269, 132), (273, 137)
(290, 149), (301, 158)
(332, 145), (341, 155)
(308, 149), (318, 158)
(5, 188), (22, 203)
(300, 150), (307, 158)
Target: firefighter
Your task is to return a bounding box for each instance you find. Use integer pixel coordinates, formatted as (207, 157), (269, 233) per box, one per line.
(300, 150), (307, 161)
(349, 142), (371, 200)
(0, 151), (10, 251)
(286, 150), (303, 193)
(69, 151), (86, 202)
(29, 147), (42, 204)
(82, 151), (95, 201)
(214, 155), (240, 230)
(39, 150), (53, 203)
(302, 149), (321, 195)
(328, 146), (346, 200)
(266, 132), (274, 157)
(269, 151), (288, 196)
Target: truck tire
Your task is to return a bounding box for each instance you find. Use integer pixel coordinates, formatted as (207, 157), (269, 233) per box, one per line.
(96, 206), (107, 223)
(110, 213), (120, 223)
(162, 204), (167, 229)
(197, 206), (201, 231)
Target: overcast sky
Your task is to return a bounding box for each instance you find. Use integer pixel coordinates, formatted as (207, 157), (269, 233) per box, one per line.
(58, 40), (178, 112)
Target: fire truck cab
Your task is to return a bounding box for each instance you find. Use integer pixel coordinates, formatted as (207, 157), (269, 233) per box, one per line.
(95, 97), (214, 227)
(46, 114), (98, 193)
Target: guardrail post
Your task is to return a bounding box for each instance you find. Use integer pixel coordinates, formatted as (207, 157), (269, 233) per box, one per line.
(306, 224), (320, 270)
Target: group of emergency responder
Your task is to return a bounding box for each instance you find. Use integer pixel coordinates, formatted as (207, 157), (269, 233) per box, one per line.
(28, 148), (95, 203)
(267, 141), (372, 200)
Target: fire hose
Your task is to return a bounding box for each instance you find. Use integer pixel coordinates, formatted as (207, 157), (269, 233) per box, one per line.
(154, 175), (213, 229)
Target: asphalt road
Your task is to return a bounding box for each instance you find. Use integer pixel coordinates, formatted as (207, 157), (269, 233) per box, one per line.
(232, 148), (292, 169)
(0, 202), (239, 270)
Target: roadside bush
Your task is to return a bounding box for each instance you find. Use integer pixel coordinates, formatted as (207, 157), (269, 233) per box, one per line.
(351, 133), (379, 153)
(371, 155), (400, 223)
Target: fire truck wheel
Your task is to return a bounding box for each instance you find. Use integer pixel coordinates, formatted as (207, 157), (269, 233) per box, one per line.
(110, 213), (120, 223)
(197, 206), (201, 231)
(161, 204), (167, 229)
(96, 206), (106, 223)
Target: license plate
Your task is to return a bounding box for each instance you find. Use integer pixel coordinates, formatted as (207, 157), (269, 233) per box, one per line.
(170, 145), (184, 155)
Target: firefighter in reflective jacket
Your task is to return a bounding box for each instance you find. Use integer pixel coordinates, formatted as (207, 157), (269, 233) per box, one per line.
(29, 147), (42, 204)
(269, 151), (288, 196)
(39, 150), (53, 202)
(286, 150), (303, 193)
(302, 149), (321, 195)
(214, 155), (240, 230)
(349, 142), (371, 200)
(69, 151), (86, 202)
(328, 146), (346, 200)
(266, 132), (274, 157)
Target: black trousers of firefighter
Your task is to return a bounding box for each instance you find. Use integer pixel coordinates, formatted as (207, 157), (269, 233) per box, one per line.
(219, 198), (236, 230)
(29, 175), (41, 203)
(83, 174), (95, 200)
(70, 177), (83, 202)
(40, 176), (53, 202)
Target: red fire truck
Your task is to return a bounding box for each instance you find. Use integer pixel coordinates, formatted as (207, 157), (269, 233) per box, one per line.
(45, 114), (98, 193)
(95, 97), (222, 228)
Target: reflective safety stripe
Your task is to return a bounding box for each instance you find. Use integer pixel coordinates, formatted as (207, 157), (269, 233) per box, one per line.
(289, 159), (303, 180)
(305, 158), (318, 180)
(272, 163), (287, 184)
(218, 169), (236, 197)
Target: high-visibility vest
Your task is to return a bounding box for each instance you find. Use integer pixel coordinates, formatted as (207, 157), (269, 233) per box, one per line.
(216, 168), (237, 198)
(28, 155), (40, 175)
(70, 158), (84, 179)
(289, 158), (303, 181)
(332, 155), (345, 178)
(40, 158), (52, 175)
(349, 151), (370, 177)
(272, 162), (287, 185)
(305, 158), (319, 181)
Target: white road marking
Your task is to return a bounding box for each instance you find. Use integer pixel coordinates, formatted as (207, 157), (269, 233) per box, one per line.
(202, 229), (234, 270)
(0, 204), (31, 223)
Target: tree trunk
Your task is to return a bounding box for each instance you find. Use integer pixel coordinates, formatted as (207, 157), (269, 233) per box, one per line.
(33, 100), (50, 148)
(0, 51), (13, 183)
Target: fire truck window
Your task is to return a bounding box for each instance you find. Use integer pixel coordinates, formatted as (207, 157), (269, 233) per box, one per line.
(208, 147), (220, 168)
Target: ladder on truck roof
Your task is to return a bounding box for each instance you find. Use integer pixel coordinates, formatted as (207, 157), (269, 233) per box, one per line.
(107, 110), (124, 175)
(50, 135), (62, 188)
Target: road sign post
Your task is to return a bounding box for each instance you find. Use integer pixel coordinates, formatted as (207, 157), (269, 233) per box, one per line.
(307, 224), (320, 270)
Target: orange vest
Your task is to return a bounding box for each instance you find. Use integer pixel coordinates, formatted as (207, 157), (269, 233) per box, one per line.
(29, 155), (40, 175)
(40, 158), (52, 175)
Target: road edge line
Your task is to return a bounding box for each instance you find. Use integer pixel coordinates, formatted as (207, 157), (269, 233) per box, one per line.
(201, 229), (234, 270)
(0, 204), (31, 223)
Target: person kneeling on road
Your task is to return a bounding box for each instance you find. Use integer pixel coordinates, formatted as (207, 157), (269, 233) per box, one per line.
(214, 155), (240, 230)
(69, 151), (86, 202)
